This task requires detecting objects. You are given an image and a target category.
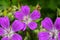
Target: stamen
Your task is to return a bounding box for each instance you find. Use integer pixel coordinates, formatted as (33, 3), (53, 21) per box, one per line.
(49, 27), (58, 39)
(23, 16), (32, 24)
(4, 28), (14, 38)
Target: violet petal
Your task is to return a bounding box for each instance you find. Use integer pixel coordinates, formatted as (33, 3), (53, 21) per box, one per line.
(30, 10), (40, 20)
(38, 32), (50, 40)
(54, 17), (60, 30)
(14, 11), (24, 20)
(0, 27), (4, 36)
(28, 22), (37, 30)
(12, 20), (24, 32)
(12, 33), (22, 40)
(1, 37), (9, 40)
(21, 5), (30, 16)
(0, 17), (10, 29)
(41, 17), (53, 30)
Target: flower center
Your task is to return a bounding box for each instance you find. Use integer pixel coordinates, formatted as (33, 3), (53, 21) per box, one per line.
(49, 28), (58, 39)
(23, 15), (32, 24)
(4, 28), (14, 38)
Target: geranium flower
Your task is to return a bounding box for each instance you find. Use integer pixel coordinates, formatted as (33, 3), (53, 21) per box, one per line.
(0, 17), (24, 40)
(38, 17), (60, 40)
(14, 5), (41, 31)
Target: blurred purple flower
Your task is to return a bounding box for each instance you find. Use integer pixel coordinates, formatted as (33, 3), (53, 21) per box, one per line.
(14, 5), (41, 31)
(38, 17), (60, 40)
(0, 17), (23, 40)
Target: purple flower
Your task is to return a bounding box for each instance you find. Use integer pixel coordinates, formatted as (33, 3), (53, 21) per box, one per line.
(0, 17), (23, 40)
(14, 5), (41, 31)
(38, 17), (60, 40)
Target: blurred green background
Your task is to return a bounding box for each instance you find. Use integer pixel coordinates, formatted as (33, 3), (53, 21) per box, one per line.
(0, 0), (60, 40)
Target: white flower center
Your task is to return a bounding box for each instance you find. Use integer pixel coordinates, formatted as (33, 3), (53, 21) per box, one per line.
(49, 28), (58, 39)
(4, 28), (14, 38)
(23, 15), (32, 24)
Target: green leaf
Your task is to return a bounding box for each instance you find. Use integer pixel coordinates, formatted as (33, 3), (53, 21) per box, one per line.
(0, 0), (10, 9)
(30, 5), (35, 12)
(35, 18), (43, 22)
(57, 8), (60, 16)
(47, 0), (57, 10)
(12, 0), (18, 5)
(7, 12), (14, 21)
(3, 9), (7, 16)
